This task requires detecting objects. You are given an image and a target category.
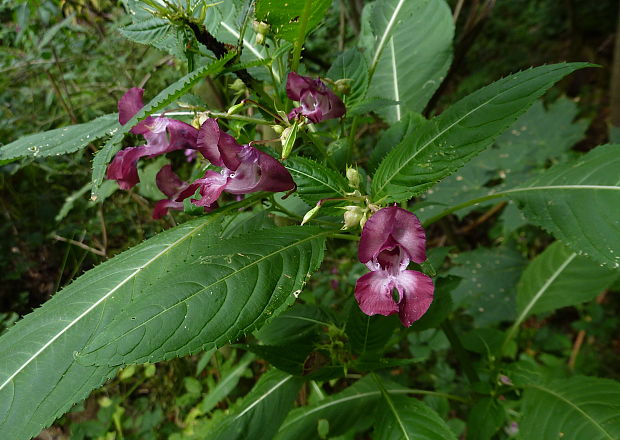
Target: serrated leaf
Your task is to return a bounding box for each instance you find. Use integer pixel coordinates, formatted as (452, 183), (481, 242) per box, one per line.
(0, 207), (234, 439)
(516, 241), (618, 319)
(371, 63), (592, 203)
(77, 226), (327, 366)
(327, 49), (369, 108)
(0, 114), (119, 161)
(366, 0), (454, 122)
(369, 112), (426, 172)
(504, 144), (620, 268)
(466, 397), (505, 440)
(254, 0), (332, 43)
(520, 376), (620, 440)
(90, 54), (233, 199)
(285, 156), (349, 205)
(373, 391), (457, 440)
(206, 369), (303, 440)
(119, 17), (174, 45)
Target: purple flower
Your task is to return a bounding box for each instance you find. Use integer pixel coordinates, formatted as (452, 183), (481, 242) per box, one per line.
(152, 165), (192, 219)
(107, 88), (198, 190)
(286, 72), (345, 124)
(178, 119), (296, 207)
(355, 206), (434, 327)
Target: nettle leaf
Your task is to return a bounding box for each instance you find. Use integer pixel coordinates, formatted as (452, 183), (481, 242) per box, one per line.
(205, 369), (303, 440)
(371, 63), (592, 203)
(374, 392), (457, 440)
(78, 226), (327, 366)
(520, 376), (620, 440)
(505, 144), (620, 268)
(366, 0), (454, 122)
(327, 48), (369, 108)
(119, 17), (174, 46)
(516, 241), (619, 319)
(0, 114), (119, 161)
(285, 156), (349, 205)
(254, 0), (332, 43)
(0, 209), (227, 439)
(90, 54), (233, 199)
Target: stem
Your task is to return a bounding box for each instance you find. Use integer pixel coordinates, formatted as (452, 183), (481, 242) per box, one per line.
(330, 233), (359, 241)
(422, 192), (506, 227)
(290, 0), (314, 72)
(441, 321), (480, 384)
(157, 111), (271, 125)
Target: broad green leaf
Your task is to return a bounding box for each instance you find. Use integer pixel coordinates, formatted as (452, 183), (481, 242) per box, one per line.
(505, 144), (620, 268)
(205, 369), (303, 440)
(90, 54), (233, 199)
(199, 353), (254, 414)
(516, 241), (619, 319)
(520, 376), (620, 440)
(448, 247), (526, 326)
(416, 97), (589, 223)
(0, 206), (233, 439)
(276, 375), (380, 440)
(372, 63), (591, 203)
(466, 397), (505, 440)
(254, 0), (332, 43)
(346, 302), (399, 358)
(369, 112), (426, 172)
(78, 226), (327, 366)
(374, 392), (457, 440)
(327, 49), (369, 108)
(0, 114), (119, 161)
(119, 17), (174, 46)
(285, 156), (349, 205)
(366, 0), (454, 122)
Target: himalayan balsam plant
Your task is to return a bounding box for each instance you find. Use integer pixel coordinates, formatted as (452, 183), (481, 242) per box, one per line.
(1, 0), (620, 439)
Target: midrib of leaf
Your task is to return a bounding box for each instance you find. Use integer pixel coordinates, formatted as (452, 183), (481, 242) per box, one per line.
(235, 375), (293, 419)
(525, 383), (615, 439)
(375, 375), (411, 440)
(389, 38), (400, 121)
(0, 218), (216, 394)
(374, 68), (566, 197)
(86, 230), (331, 351)
(370, 0), (406, 76)
(285, 165), (346, 196)
(502, 252), (576, 354)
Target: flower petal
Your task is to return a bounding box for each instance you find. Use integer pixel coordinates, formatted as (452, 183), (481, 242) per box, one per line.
(118, 87), (145, 126)
(285, 73), (345, 123)
(106, 146), (149, 190)
(395, 270), (434, 327)
(185, 170), (230, 207)
(285, 72), (316, 100)
(355, 271), (399, 317)
(152, 199), (184, 219)
(196, 119), (242, 169)
(155, 164), (186, 198)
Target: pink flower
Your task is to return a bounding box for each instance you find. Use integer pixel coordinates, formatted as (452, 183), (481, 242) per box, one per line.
(355, 206), (434, 327)
(286, 72), (345, 124)
(106, 88), (198, 190)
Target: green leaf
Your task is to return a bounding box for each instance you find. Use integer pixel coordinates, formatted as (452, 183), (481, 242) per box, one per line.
(366, 0), (454, 122)
(369, 112), (426, 172)
(466, 397), (505, 440)
(373, 392), (457, 440)
(371, 63), (592, 203)
(90, 54), (233, 200)
(346, 302), (399, 358)
(505, 144), (620, 268)
(0, 207), (232, 439)
(327, 49), (369, 108)
(276, 376), (380, 440)
(285, 156), (349, 205)
(254, 0), (332, 43)
(206, 369), (303, 440)
(520, 376), (620, 440)
(516, 241), (618, 319)
(0, 114), (119, 161)
(199, 353), (254, 414)
(77, 226), (327, 366)
(119, 17), (174, 46)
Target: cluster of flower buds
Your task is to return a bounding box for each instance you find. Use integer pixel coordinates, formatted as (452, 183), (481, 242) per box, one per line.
(355, 206), (434, 327)
(107, 88), (295, 218)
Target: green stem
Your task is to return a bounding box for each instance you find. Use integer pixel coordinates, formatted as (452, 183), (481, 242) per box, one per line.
(290, 0), (314, 72)
(422, 192), (507, 227)
(441, 320), (480, 384)
(161, 111), (272, 125)
(346, 116), (360, 164)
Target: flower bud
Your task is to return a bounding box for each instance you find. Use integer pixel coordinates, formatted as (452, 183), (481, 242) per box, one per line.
(229, 78), (247, 94)
(280, 123), (298, 159)
(301, 203), (322, 225)
(252, 20), (270, 35)
(346, 166), (360, 188)
(342, 205), (365, 229)
(192, 112), (209, 129)
(227, 102), (245, 116)
(334, 78), (352, 95)
(271, 124), (285, 135)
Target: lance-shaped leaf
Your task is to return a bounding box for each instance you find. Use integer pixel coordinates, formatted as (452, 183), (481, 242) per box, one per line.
(285, 156), (349, 205)
(371, 63), (592, 203)
(204, 369), (302, 440)
(78, 226), (327, 366)
(516, 241), (619, 320)
(366, 0), (454, 122)
(0, 114), (119, 161)
(90, 54), (233, 200)
(255, 0), (332, 42)
(0, 208), (227, 439)
(505, 144), (620, 268)
(520, 376), (620, 440)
